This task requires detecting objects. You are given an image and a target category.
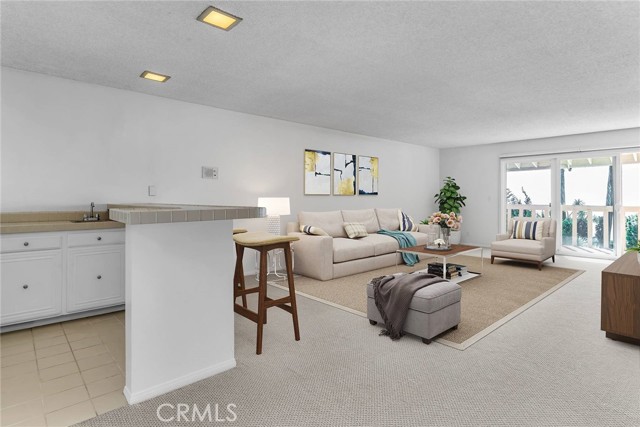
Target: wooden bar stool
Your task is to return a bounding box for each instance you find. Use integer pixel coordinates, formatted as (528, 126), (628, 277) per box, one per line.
(232, 232), (300, 355)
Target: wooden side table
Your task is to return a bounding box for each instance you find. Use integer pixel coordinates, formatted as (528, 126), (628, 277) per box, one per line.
(601, 251), (640, 345)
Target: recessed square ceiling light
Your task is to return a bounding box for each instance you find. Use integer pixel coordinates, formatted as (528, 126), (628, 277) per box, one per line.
(196, 6), (242, 31)
(140, 71), (171, 83)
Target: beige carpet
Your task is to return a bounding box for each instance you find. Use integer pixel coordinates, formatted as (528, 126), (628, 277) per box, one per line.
(272, 255), (583, 349)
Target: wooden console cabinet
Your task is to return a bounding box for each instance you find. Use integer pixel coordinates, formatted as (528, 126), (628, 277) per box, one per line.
(601, 251), (640, 345)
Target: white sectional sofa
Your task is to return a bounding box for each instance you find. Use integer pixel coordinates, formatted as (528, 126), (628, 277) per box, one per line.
(286, 208), (438, 281)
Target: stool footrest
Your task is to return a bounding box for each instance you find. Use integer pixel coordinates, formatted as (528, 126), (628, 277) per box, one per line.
(234, 304), (259, 323)
(235, 286), (259, 297)
(264, 296), (291, 308)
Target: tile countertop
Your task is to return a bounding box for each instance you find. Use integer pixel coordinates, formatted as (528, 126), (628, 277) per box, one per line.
(0, 211), (124, 234)
(108, 203), (266, 225)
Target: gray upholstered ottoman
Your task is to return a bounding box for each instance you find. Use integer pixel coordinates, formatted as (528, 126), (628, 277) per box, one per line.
(366, 277), (461, 344)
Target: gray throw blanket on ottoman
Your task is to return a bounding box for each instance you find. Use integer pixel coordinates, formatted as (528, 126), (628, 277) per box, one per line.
(372, 273), (447, 340)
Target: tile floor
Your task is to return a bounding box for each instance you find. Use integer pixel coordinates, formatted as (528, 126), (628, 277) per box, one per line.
(1, 311), (127, 426)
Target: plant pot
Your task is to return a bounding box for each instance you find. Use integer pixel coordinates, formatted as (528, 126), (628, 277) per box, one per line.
(449, 230), (461, 245)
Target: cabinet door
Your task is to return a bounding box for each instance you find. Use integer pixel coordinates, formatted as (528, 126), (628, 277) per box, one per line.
(1, 251), (63, 325)
(67, 246), (125, 312)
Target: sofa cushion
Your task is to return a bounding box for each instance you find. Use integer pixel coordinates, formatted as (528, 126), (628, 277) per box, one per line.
(333, 237), (375, 263)
(491, 238), (545, 255)
(341, 209), (380, 233)
(360, 234), (400, 255)
(406, 231), (428, 246)
(366, 276), (461, 314)
(344, 222), (368, 239)
(299, 211), (347, 238)
(375, 208), (400, 231)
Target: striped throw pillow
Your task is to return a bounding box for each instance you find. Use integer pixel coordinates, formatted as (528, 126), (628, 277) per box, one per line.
(343, 222), (368, 239)
(511, 220), (544, 240)
(300, 225), (328, 236)
(398, 211), (418, 232)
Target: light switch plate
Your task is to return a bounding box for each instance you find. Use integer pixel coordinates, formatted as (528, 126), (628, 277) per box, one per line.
(148, 185), (157, 196)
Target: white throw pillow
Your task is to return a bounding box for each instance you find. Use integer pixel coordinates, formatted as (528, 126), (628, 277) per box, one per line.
(300, 224), (328, 236)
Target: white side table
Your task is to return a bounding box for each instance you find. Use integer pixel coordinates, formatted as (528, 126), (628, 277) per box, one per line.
(254, 246), (294, 281)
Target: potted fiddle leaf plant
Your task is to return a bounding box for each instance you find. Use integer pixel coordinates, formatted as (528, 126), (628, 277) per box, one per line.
(433, 177), (467, 244)
(434, 176), (467, 214)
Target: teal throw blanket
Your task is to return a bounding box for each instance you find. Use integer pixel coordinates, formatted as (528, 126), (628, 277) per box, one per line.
(377, 229), (419, 266)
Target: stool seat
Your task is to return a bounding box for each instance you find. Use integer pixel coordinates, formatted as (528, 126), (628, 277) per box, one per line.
(233, 232), (299, 247)
(232, 228), (248, 235)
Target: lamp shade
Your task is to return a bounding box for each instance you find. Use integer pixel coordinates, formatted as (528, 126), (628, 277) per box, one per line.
(258, 197), (290, 216)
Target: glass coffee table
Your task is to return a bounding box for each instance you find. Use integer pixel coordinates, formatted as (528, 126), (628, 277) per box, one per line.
(396, 244), (484, 283)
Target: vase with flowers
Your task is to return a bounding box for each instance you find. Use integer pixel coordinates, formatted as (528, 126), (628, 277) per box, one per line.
(425, 211), (462, 249)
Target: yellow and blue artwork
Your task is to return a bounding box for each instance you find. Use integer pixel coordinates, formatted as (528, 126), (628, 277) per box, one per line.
(333, 153), (356, 196)
(358, 156), (379, 195)
(304, 149), (331, 195)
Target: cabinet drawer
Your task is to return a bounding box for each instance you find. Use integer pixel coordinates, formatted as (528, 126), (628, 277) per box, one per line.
(1, 234), (63, 253)
(1, 251), (63, 325)
(67, 246), (125, 312)
(68, 231), (125, 247)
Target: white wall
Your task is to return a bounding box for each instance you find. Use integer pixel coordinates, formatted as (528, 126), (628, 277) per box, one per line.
(439, 128), (640, 246)
(1, 67), (439, 224)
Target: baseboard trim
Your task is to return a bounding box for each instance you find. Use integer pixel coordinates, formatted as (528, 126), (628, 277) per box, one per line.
(1, 304), (125, 333)
(123, 358), (237, 404)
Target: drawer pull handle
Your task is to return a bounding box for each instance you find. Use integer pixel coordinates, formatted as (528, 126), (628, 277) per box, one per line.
(23, 284), (28, 289)
(97, 237), (102, 241)
(23, 242), (29, 246)
(97, 275), (102, 279)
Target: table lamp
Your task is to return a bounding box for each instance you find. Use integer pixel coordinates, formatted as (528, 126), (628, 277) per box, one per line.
(258, 197), (291, 235)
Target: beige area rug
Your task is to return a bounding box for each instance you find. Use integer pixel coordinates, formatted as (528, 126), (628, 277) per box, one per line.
(270, 255), (583, 350)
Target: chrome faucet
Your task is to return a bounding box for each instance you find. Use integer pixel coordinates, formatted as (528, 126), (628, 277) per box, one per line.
(83, 202), (100, 222)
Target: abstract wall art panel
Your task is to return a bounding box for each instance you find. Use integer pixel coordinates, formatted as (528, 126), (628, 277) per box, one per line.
(332, 152), (357, 196)
(358, 155), (379, 195)
(304, 149), (331, 195)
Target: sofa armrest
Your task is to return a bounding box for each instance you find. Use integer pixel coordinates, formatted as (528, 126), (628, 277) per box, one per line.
(495, 233), (510, 241)
(541, 236), (556, 257)
(288, 232), (334, 281)
(417, 224), (439, 234)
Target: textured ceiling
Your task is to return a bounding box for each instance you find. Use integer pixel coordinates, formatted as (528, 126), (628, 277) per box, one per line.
(2, 1), (639, 148)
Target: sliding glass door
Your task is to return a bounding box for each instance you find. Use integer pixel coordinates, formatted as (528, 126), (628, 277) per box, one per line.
(558, 156), (615, 257)
(501, 148), (639, 260)
(621, 152), (639, 251)
(504, 159), (551, 222)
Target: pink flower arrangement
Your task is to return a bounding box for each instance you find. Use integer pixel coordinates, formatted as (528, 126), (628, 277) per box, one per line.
(428, 211), (462, 230)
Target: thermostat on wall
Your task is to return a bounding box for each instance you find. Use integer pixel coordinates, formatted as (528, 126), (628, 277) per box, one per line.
(201, 166), (218, 179)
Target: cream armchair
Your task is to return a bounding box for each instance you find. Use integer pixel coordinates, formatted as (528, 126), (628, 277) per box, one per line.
(491, 218), (557, 270)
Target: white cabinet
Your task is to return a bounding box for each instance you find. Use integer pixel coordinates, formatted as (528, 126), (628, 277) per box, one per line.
(1, 229), (125, 327)
(67, 246), (124, 312)
(1, 250), (63, 325)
